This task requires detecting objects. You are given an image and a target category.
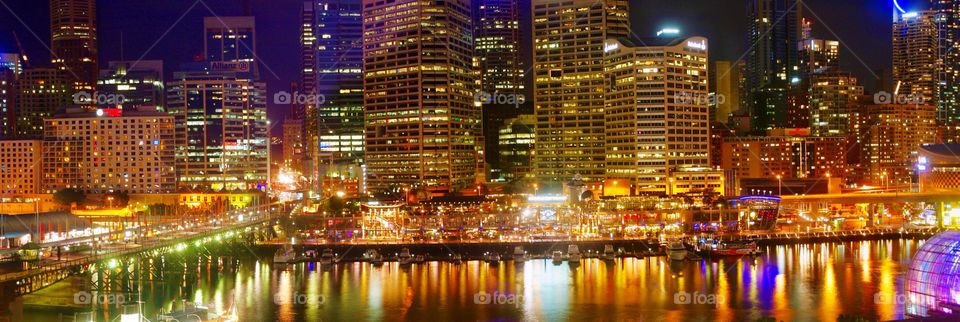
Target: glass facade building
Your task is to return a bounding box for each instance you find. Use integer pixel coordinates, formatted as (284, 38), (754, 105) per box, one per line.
(166, 62), (268, 192)
(905, 230), (960, 317)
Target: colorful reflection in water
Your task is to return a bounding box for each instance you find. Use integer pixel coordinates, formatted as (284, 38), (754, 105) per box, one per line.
(22, 240), (923, 322)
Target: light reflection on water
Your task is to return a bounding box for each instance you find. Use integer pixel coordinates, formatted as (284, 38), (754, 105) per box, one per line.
(23, 239), (921, 322)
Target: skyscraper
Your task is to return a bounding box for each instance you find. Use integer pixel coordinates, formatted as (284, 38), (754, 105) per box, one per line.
(204, 16), (258, 79)
(49, 0), (98, 91)
(531, 0), (629, 186)
(475, 0), (526, 178)
(933, 0), (960, 142)
(712, 60), (743, 123)
(892, 10), (938, 106)
(311, 0), (364, 183)
(362, 0), (477, 197)
(0, 53), (21, 137)
(745, 0), (802, 132)
(789, 36), (840, 128)
(97, 60), (164, 111)
(166, 62), (268, 192)
(604, 36), (712, 195)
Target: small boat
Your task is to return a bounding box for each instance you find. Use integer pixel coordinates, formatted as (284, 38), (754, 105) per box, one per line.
(513, 246), (526, 262)
(704, 240), (760, 256)
(414, 255), (425, 263)
(667, 239), (687, 261)
(602, 244), (616, 261)
(450, 254), (463, 264)
(273, 244), (295, 264)
(365, 249), (384, 265)
(399, 248), (413, 265)
(551, 251), (564, 264)
(484, 252), (501, 264)
(567, 245), (581, 262)
(320, 248), (335, 265)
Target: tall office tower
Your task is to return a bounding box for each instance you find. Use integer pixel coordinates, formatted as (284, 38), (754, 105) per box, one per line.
(42, 108), (176, 194)
(604, 36), (712, 195)
(0, 53), (21, 137)
(475, 0), (526, 175)
(892, 11), (938, 106)
(745, 0), (802, 132)
(790, 37), (841, 128)
(532, 0), (629, 187)
(857, 100), (936, 186)
(204, 17), (258, 79)
(15, 68), (70, 136)
(166, 62), (268, 191)
(712, 60), (742, 123)
(809, 71), (863, 137)
(933, 0), (960, 142)
(362, 0), (477, 197)
(312, 0), (364, 182)
(498, 115), (535, 182)
(97, 60), (164, 111)
(300, 2), (317, 105)
(49, 0), (98, 91)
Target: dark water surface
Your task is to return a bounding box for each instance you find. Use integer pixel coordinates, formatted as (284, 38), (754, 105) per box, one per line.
(23, 239), (923, 322)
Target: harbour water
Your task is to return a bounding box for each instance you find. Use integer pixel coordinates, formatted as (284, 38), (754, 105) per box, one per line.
(22, 239), (922, 322)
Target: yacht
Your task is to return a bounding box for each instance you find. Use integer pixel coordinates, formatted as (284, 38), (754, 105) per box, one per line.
(567, 245), (582, 262)
(450, 253), (463, 264)
(484, 252), (501, 264)
(602, 244), (616, 261)
(399, 248), (413, 265)
(365, 249), (384, 265)
(513, 246), (526, 262)
(273, 244), (296, 264)
(320, 248), (336, 265)
(551, 251), (564, 264)
(667, 239), (688, 261)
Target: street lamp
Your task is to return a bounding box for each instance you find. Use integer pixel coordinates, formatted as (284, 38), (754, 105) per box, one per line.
(775, 175), (782, 196)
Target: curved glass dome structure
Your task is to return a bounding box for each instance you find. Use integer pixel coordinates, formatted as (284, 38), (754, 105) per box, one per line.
(905, 231), (960, 317)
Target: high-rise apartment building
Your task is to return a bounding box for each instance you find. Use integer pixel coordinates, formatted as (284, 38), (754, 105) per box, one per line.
(746, 0), (802, 132)
(498, 115), (535, 182)
(0, 139), (42, 195)
(789, 36), (840, 128)
(893, 11), (938, 107)
(604, 36), (711, 195)
(166, 62), (268, 191)
(933, 0), (960, 142)
(15, 68), (70, 136)
(362, 0), (477, 196)
(531, 0), (629, 186)
(809, 71), (863, 136)
(97, 60), (164, 111)
(49, 0), (98, 91)
(42, 108), (175, 194)
(857, 100), (937, 186)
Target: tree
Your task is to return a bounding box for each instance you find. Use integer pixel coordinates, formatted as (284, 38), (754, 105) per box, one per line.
(53, 189), (86, 207)
(326, 196), (346, 215)
(103, 191), (130, 208)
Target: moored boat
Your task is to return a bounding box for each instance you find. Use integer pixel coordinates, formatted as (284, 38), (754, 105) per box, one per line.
(273, 244), (295, 264)
(399, 248), (413, 265)
(602, 244), (616, 261)
(667, 239), (687, 261)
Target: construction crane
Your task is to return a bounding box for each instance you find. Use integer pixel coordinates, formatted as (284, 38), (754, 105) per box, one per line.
(11, 31), (28, 69)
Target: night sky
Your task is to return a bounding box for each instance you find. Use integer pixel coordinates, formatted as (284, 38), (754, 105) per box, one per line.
(0, 0), (903, 133)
